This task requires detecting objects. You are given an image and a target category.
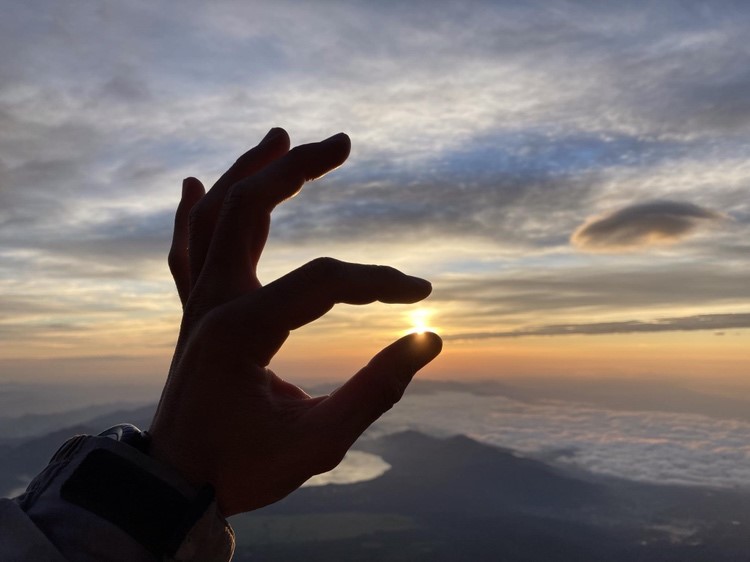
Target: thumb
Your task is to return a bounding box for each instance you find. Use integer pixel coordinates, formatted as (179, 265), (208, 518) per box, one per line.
(311, 332), (443, 443)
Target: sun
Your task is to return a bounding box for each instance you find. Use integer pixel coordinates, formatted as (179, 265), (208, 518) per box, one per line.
(406, 307), (436, 335)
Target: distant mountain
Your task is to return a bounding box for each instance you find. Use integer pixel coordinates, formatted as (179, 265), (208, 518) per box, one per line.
(0, 404), (155, 496)
(80, 404), (155, 434)
(232, 431), (750, 562)
(0, 402), (152, 442)
(0, 425), (92, 496)
(262, 431), (603, 517)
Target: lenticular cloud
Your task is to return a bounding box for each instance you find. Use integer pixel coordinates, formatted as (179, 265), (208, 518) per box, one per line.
(571, 200), (723, 252)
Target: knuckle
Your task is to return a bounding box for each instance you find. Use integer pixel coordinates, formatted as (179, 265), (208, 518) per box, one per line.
(307, 256), (342, 279)
(189, 306), (232, 355)
(375, 264), (399, 277)
(224, 182), (245, 208)
(223, 180), (263, 214)
(194, 306), (221, 335)
(283, 146), (308, 181)
(188, 199), (206, 230)
(381, 264), (399, 274)
(375, 376), (408, 413)
(287, 144), (304, 161)
(232, 148), (256, 169)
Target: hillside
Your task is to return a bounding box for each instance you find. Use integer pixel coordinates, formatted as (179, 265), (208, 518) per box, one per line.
(233, 431), (750, 561)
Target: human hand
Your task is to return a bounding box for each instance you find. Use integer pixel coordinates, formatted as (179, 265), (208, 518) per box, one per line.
(149, 128), (442, 516)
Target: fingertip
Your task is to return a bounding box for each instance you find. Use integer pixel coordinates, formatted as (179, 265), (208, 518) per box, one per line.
(402, 331), (443, 366)
(327, 131), (351, 151)
(182, 177), (205, 199)
(309, 330), (441, 440)
(337, 132), (351, 161)
(311, 132), (350, 179)
(261, 127), (291, 150)
(380, 275), (431, 304)
(407, 276), (432, 299)
(373, 331), (442, 374)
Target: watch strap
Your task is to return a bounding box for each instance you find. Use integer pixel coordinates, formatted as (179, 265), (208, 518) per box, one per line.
(61, 448), (214, 557)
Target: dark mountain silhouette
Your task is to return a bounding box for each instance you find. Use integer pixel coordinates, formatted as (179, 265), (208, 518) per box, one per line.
(0, 406), (154, 496)
(263, 431), (604, 517)
(234, 431), (750, 561)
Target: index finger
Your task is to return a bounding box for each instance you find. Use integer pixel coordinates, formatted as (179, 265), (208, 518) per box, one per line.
(188, 128), (291, 288)
(254, 258), (432, 331)
(198, 133), (351, 300)
(233, 132), (351, 212)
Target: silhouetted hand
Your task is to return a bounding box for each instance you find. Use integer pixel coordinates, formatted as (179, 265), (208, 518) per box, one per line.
(149, 128), (442, 516)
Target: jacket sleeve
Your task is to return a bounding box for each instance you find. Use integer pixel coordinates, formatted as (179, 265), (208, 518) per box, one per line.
(1, 434), (234, 562)
(0, 498), (67, 561)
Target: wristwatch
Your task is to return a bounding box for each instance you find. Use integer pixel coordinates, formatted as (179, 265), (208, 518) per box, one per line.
(58, 424), (227, 560)
(98, 423), (152, 453)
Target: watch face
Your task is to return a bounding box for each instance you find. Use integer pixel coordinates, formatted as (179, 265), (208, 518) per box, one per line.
(99, 425), (128, 441)
(99, 424), (150, 453)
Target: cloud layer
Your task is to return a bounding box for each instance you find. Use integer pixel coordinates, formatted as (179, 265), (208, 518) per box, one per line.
(571, 200), (724, 251)
(446, 313), (750, 341)
(371, 389), (750, 489)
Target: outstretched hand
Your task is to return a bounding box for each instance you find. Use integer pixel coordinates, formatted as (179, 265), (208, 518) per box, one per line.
(149, 128), (442, 516)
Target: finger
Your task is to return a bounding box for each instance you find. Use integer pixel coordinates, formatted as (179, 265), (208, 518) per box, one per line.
(188, 128), (290, 287)
(201, 133), (351, 298)
(236, 132), (351, 211)
(209, 258), (430, 367)
(168, 177), (205, 305)
(252, 258), (432, 331)
(310, 332), (442, 446)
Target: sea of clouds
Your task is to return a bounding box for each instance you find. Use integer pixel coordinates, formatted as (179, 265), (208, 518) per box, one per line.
(357, 391), (750, 490)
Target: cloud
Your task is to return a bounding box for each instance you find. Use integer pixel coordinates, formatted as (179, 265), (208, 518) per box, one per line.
(3, 0), (750, 377)
(445, 313), (750, 341)
(428, 263), (750, 340)
(571, 200), (724, 251)
(371, 388), (750, 489)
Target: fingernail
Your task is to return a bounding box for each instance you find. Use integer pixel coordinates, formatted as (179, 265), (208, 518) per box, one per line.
(404, 276), (432, 299)
(407, 276), (432, 291)
(181, 178), (189, 197)
(261, 127), (285, 145)
(322, 132), (349, 144)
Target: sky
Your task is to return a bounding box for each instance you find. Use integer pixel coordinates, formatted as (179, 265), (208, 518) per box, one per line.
(1, 0), (748, 390)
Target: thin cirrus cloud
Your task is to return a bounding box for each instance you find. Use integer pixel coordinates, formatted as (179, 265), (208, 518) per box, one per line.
(1, 0), (750, 379)
(571, 200), (725, 252)
(430, 264), (750, 338)
(444, 313), (750, 341)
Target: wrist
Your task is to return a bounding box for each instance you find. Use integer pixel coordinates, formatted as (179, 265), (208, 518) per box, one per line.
(148, 423), (217, 494)
(90, 425), (229, 559)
